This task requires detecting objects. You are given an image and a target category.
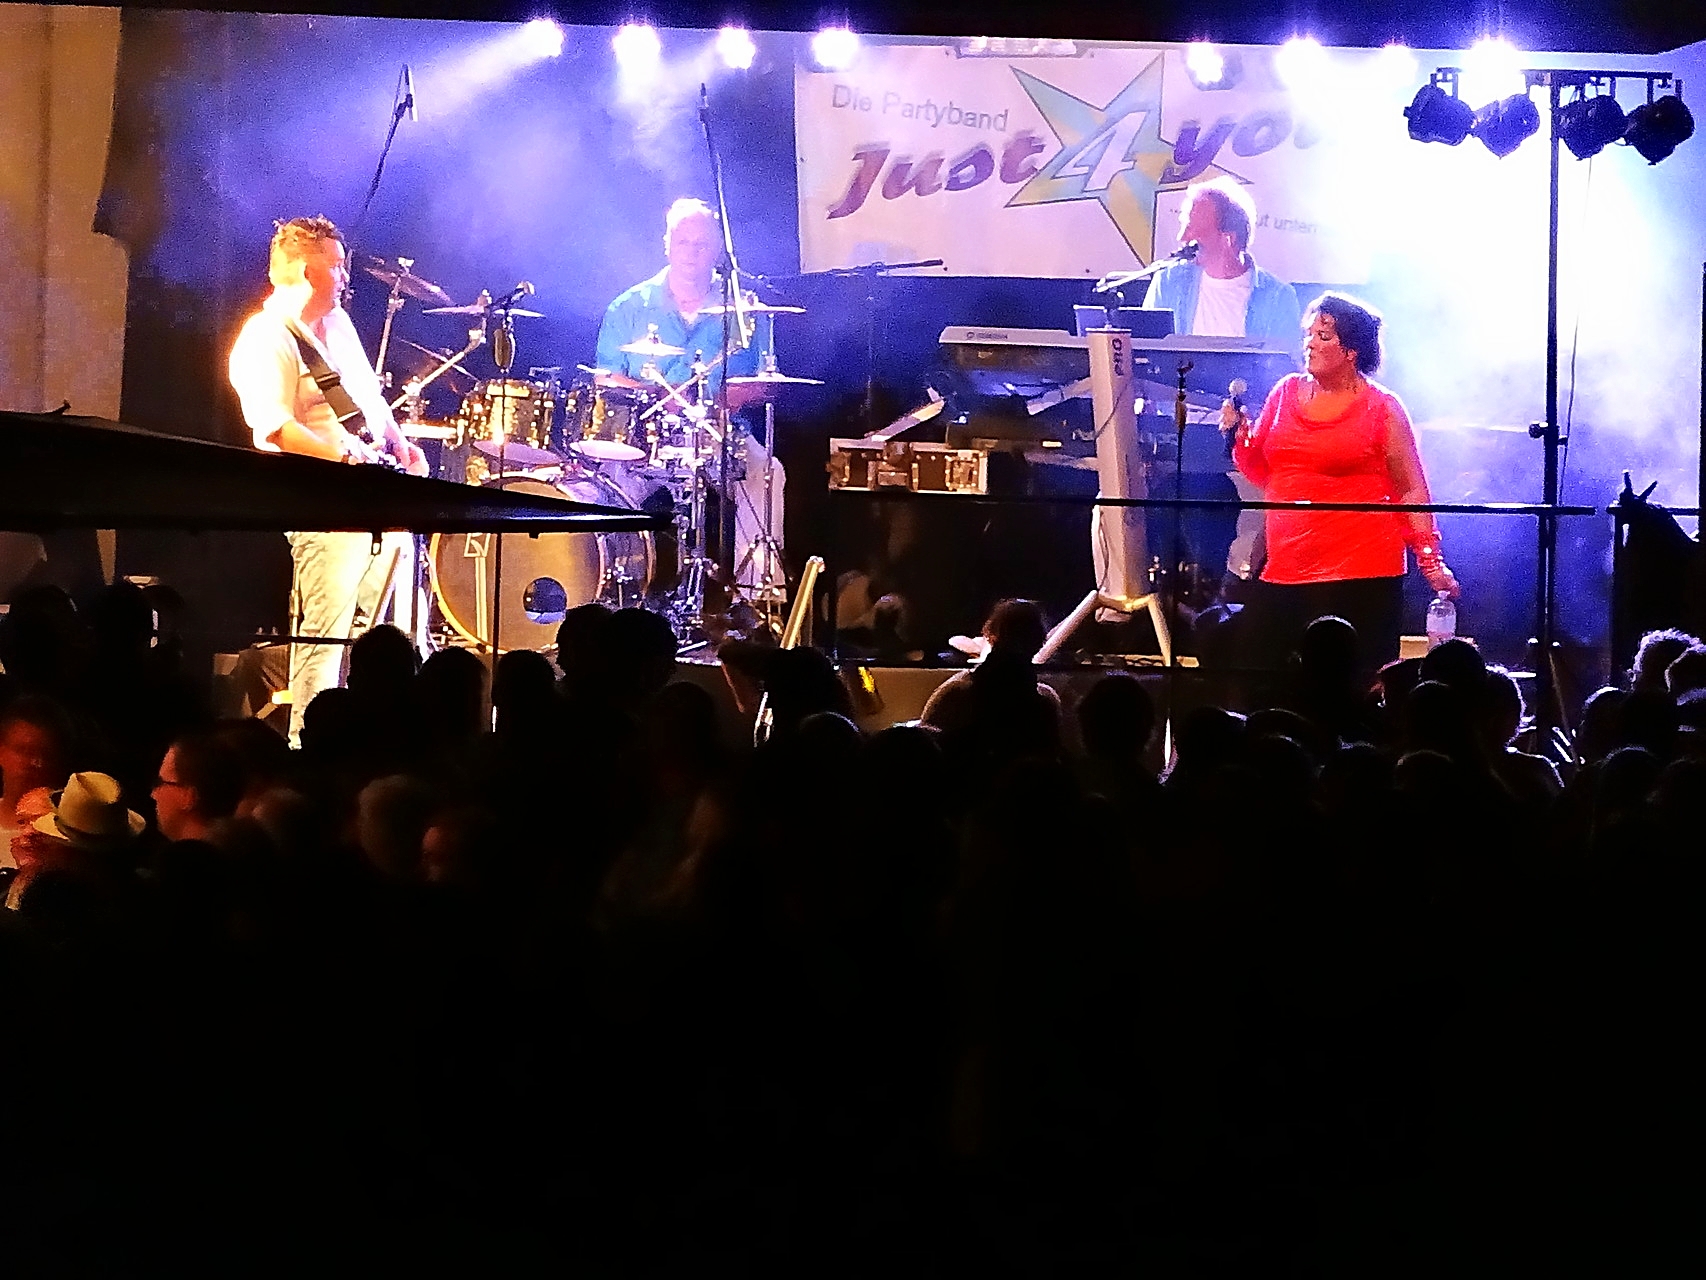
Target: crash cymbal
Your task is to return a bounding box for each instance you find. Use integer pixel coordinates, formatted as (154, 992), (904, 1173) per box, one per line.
(397, 336), (460, 361)
(698, 302), (807, 316)
(619, 336), (687, 357)
(363, 257), (454, 306)
(423, 302), (546, 318)
(727, 370), (825, 386)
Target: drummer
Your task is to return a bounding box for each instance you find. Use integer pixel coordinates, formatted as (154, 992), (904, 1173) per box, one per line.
(594, 198), (784, 594)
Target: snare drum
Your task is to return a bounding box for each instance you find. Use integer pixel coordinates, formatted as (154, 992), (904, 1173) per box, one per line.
(563, 380), (653, 463)
(458, 379), (561, 469)
(428, 473), (654, 652)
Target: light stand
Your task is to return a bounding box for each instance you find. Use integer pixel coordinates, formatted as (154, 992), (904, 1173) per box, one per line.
(1418, 64), (1682, 741)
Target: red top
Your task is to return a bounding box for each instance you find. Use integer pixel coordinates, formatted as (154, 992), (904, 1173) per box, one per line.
(1234, 374), (1410, 585)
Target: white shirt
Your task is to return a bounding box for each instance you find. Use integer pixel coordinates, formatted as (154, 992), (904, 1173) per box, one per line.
(1192, 268), (1254, 338)
(228, 297), (394, 452)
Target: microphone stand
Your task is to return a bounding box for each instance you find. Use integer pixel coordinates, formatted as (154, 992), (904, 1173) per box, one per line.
(1172, 360), (1194, 639)
(698, 84), (752, 587)
(343, 66), (414, 305)
(486, 305), (519, 667)
(1093, 246), (1197, 296)
(807, 259), (944, 432)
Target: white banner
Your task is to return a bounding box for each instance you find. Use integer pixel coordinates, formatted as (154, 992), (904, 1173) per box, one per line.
(795, 41), (1405, 282)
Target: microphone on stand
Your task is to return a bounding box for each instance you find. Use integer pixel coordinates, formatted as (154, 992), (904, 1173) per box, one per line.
(1173, 240), (1201, 262)
(403, 65), (418, 123)
(493, 281), (535, 309)
(699, 83), (710, 125)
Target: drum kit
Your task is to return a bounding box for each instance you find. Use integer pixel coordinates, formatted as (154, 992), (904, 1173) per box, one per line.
(363, 255), (822, 655)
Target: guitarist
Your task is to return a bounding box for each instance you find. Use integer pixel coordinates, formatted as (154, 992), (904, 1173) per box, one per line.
(229, 215), (428, 746)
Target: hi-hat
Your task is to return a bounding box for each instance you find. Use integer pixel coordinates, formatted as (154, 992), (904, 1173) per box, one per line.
(699, 302), (807, 316)
(423, 302), (546, 318)
(727, 370), (824, 386)
(619, 336), (687, 357)
(364, 257), (454, 306)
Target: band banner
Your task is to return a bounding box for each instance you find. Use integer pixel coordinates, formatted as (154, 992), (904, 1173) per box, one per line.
(795, 40), (1389, 282)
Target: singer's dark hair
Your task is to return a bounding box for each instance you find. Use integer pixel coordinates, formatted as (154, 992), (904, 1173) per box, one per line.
(1305, 291), (1383, 375)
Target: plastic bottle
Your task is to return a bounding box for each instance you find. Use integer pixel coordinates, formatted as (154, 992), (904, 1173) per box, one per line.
(1426, 590), (1457, 649)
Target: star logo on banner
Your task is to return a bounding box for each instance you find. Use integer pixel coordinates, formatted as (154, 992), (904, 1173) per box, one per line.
(1007, 59), (1236, 263)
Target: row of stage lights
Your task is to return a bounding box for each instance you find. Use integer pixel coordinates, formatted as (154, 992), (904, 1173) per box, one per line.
(520, 20), (1695, 162)
(518, 18), (862, 72)
(1405, 42), (1694, 164)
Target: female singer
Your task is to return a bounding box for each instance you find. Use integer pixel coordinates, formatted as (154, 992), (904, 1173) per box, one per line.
(1229, 291), (1460, 670)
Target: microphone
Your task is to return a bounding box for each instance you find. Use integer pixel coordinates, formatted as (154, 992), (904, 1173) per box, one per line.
(1222, 377), (1249, 436)
(1174, 240), (1201, 262)
(494, 281), (535, 308)
(403, 65), (417, 123)
(699, 83), (709, 124)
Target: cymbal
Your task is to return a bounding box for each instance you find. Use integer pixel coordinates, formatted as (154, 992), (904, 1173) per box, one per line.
(619, 336), (687, 357)
(472, 438), (559, 467)
(699, 302), (807, 316)
(398, 336), (457, 361)
(363, 257), (453, 306)
(423, 303), (546, 318)
(727, 370), (825, 386)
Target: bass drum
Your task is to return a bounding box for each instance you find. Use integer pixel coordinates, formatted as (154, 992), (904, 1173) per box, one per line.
(428, 474), (654, 652)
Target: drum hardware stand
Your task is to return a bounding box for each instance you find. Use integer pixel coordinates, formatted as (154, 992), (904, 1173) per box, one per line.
(665, 355), (721, 646)
(731, 387), (788, 632)
(372, 258), (413, 381)
(388, 318), (486, 424)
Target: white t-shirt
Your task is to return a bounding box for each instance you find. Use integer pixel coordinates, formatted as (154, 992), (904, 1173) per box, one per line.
(1192, 268), (1254, 337)
(228, 298), (394, 453)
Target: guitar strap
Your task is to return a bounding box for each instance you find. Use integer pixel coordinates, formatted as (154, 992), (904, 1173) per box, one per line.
(284, 317), (369, 441)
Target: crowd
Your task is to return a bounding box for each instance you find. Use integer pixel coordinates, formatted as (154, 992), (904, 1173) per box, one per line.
(1, 580), (1704, 1272)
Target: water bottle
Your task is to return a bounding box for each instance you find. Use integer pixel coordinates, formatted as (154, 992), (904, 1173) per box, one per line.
(1426, 591), (1457, 649)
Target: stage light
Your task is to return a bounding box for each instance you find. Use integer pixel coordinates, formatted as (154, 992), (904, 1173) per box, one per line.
(1556, 94), (1627, 160)
(1184, 42), (1241, 91)
(613, 23), (661, 71)
(1186, 42), (1223, 85)
(1623, 94), (1695, 164)
(811, 27), (859, 71)
(716, 26), (756, 71)
(1405, 83), (1475, 145)
(1274, 36), (1327, 89)
(521, 18), (563, 59)
(1471, 91), (1540, 158)
(1459, 36), (1525, 106)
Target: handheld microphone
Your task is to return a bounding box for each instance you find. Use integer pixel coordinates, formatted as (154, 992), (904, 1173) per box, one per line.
(403, 65), (417, 123)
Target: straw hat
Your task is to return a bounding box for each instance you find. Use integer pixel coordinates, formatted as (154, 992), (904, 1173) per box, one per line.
(32, 772), (146, 849)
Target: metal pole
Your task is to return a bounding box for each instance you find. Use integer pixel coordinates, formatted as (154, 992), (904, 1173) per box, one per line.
(1536, 77), (1563, 737)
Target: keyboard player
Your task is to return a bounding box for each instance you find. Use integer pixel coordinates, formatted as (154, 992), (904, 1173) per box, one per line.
(1143, 178), (1301, 585)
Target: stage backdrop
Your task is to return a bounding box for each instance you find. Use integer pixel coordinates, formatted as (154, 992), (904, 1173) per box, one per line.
(795, 40), (1397, 282)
